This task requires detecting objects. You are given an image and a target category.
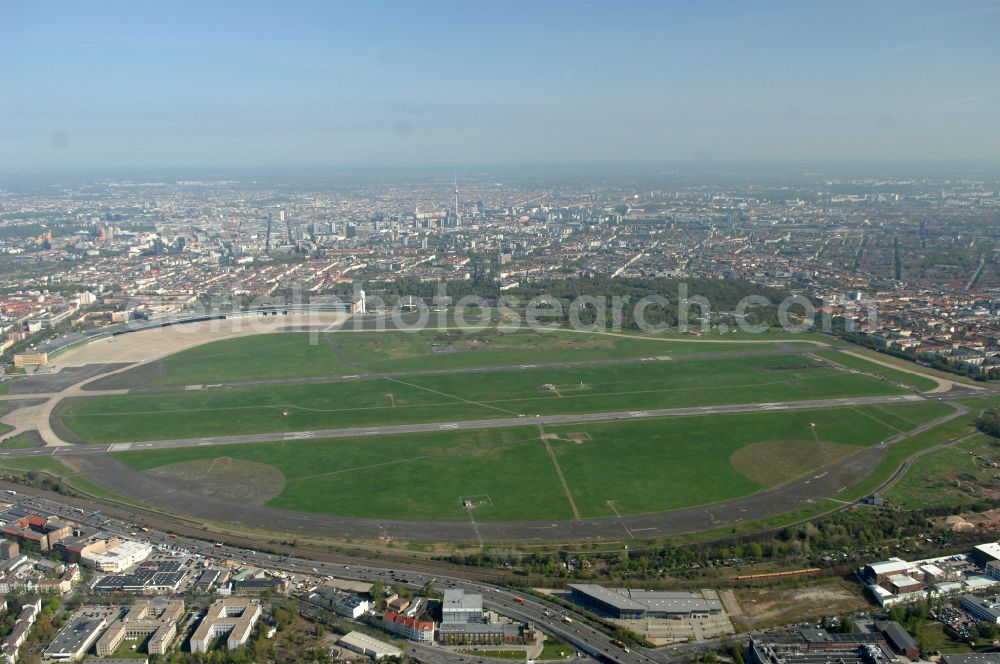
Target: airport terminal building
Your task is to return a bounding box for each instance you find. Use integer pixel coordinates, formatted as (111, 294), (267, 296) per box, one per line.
(568, 584), (723, 620)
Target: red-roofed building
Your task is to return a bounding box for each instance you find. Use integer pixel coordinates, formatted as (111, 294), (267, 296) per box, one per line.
(382, 609), (434, 642)
(1, 514), (72, 552)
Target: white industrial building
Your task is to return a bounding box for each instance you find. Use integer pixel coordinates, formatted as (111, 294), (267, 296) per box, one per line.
(338, 631), (402, 660)
(81, 540), (153, 573)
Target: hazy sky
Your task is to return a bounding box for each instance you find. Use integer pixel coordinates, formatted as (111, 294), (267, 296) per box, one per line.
(2, 1), (999, 172)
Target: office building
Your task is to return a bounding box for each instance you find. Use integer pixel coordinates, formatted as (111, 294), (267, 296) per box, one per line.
(96, 599), (184, 657)
(189, 599), (261, 653)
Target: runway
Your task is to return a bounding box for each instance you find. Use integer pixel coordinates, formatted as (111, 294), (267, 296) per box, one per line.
(38, 400), (967, 544)
(0, 392), (925, 458)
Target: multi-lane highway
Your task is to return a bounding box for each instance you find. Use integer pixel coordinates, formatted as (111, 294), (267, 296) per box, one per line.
(9, 489), (670, 664)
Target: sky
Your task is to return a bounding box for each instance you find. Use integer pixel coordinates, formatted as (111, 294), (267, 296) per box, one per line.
(2, 1), (999, 173)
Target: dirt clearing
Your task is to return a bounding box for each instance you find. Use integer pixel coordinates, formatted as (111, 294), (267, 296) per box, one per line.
(146, 457), (285, 504)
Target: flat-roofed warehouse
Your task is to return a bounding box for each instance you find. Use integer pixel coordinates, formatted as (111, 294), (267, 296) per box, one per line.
(43, 606), (118, 661)
(568, 584), (723, 620)
(338, 631), (402, 660)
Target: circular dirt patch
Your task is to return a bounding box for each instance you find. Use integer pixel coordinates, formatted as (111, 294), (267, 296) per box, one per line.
(731, 439), (861, 487)
(146, 457), (285, 504)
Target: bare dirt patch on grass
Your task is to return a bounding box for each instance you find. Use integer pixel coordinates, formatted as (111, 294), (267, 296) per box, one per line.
(931, 507), (1000, 532)
(731, 439), (861, 487)
(732, 580), (868, 629)
(146, 457), (285, 504)
(546, 432), (591, 444)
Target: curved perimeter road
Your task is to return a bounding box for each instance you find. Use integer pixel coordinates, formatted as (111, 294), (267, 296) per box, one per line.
(0, 315), (992, 543)
(0, 396), (969, 544)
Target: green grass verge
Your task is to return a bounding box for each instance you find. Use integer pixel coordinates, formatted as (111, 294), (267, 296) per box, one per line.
(883, 433), (1000, 509)
(839, 406), (988, 503)
(61, 473), (133, 502)
(63, 353), (906, 443)
(0, 457), (71, 474)
(835, 345), (983, 387)
(1, 434), (39, 449)
(814, 350), (939, 391)
(538, 639), (574, 660)
(667, 499), (846, 545)
(0, 456), (131, 502)
(459, 650), (529, 660)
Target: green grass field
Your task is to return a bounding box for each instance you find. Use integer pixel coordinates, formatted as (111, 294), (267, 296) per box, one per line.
(839, 399), (998, 503)
(0, 456), (73, 475)
(813, 350), (939, 391)
(110, 402), (950, 522)
(1, 433), (38, 450)
(62, 353), (908, 443)
(0, 455), (131, 502)
(884, 433), (1000, 509)
(94, 329), (824, 389)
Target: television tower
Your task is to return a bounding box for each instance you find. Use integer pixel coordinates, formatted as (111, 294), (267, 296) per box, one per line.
(454, 175), (461, 227)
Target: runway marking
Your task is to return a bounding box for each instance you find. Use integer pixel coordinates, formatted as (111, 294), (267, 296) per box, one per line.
(539, 425), (581, 520)
(383, 376), (523, 416)
(290, 454), (434, 482)
(606, 500), (622, 517)
(848, 407), (904, 433)
(465, 502), (485, 550)
(284, 431), (315, 440)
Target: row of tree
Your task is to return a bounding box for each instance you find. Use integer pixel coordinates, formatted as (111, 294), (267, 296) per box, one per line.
(350, 275), (795, 331)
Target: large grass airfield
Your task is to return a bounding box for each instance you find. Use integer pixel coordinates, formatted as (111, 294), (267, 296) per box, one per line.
(23, 325), (983, 538)
(63, 331), (915, 443)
